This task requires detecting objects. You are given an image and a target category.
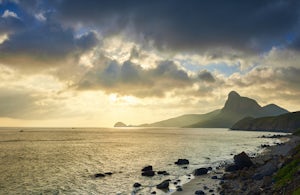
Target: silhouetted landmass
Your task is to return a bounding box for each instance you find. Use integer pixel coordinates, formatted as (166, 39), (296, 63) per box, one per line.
(114, 122), (127, 127)
(140, 109), (220, 127)
(187, 91), (288, 128)
(231, 111), (300, 133)
(137, 91), (288, 128)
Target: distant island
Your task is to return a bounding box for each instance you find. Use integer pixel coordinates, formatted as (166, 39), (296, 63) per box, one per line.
(114, 122), (127, 127)
(116, 91), (289, 129)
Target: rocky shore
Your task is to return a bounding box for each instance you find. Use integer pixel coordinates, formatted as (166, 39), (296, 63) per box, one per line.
(174, 133), (300, 195)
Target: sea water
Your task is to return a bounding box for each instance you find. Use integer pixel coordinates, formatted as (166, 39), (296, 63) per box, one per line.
(0, 127), (286, 194)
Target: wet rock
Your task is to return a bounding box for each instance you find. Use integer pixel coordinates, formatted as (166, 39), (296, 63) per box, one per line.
(203, 186), (208, 190)
(104, 172), (113, 175)
(133, 183), (141, 188)
(156, 180), (169, 189)
(211, 175), (218, 179)
(142, 170), (155, 177)
(173, 182), (178, 185)
(94, 173), (105, 178)
(183, 166), (188, 169)
(157, 171), (169, 175)
(209, 189), (214, 192)
(207, 167), (213, 171)
(177, 186), (183, 191)
(225, 164), (239, 172)
(142, 165), (153, 172)
(151, 191), (156, 194)
(194, 168), (208, 176)
(261, 144), (270, 148)
(175, 159), (189, 165)
(195, 190), (205, 195)
(234, 152), (253, 169)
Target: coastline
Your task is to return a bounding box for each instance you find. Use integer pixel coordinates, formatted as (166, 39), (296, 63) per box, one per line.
(173, 134), (300, 195)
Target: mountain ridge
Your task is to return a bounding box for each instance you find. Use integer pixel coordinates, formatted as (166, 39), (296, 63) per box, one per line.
(117, 91), (289, 128)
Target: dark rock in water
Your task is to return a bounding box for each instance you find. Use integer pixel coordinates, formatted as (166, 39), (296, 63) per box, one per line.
(183, 166), (188, 169)
(194, 168), (208, 176)
(261, 144), (270, 148)
(195, 190), (205, 195)
(133, 183), (141, 188)
(177, 179), (181, 182)
(173, 182), (178, 185)
(142, 165), (153, 172)
(156, 180), (170, 189)
(157, 171), (169, 175)
(94, 173), (105, 178)
(203, 186), (208, 190)
(225, 164), (239, 172)
(209, 189), (214, 192)
(177, 186), (183, 191)
(151, 191), (156, 194)
(175, 159), (189, 165)
(104, 172), (113, 175)
(142, 170), (155, 177)
(211, 175), (218, 179)
(207, 167), (213, 171)
(234, 152), (253, 169)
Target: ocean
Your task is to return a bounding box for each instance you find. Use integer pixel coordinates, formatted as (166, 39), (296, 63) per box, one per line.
(0, 127), (286, 194)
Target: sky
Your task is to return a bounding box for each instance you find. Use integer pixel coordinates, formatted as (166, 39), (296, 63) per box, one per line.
(0, 0), (300, 127)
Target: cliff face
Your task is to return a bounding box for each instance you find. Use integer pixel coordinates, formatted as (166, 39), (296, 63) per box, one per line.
(231, 111), (300, 133)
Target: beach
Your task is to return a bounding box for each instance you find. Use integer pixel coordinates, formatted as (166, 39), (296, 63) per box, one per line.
(173, 134), (300, 195)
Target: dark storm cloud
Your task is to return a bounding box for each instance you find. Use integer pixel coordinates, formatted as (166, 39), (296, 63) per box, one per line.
(77, 59), (208, 97)
(198, 70), (216, 83)
(0, 1), (99, 68)
(55, 0), (300, 52)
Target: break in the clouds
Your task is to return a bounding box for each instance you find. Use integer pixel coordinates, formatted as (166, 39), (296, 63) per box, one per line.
(0, 0), (300, 125)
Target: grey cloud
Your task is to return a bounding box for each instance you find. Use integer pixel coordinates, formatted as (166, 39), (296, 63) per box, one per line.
(54, 0), (300, 53)
(198, 70), (216, 83)
(77, 59), (209, 97)
(230, 66), (300, 91)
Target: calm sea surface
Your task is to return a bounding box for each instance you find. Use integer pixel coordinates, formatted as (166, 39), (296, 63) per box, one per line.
(0, 127), (286, 194)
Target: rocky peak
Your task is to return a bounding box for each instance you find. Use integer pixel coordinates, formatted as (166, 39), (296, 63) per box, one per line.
(221, 91), (261, 116)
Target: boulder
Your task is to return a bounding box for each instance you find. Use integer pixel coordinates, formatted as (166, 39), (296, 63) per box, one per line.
(211, 175), (218, 179)
(253, 159), (278, 180)
(195, 190), (205, 195)
(133, 183), (141, 188)
(94, 173), (105, 178)
(104, 172), (113, 175)
(157, 171), (169, 175)
(194, 168), (208, 176)
(225, 164), (239, 172)
(142, 165), (153, 172)
(175, 159), (189, 165)
(156, 180), (169, 189)
(177, 186), (183, 191)
(234, 152), (253, 169)
(142, 170), (155, 177)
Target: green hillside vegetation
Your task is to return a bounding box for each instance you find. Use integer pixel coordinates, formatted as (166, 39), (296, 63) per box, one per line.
(274, 144), (300, 193)
(231, 112), (300, 133)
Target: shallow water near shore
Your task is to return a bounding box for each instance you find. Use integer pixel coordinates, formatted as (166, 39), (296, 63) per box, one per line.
(0, 127), (286, 194)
